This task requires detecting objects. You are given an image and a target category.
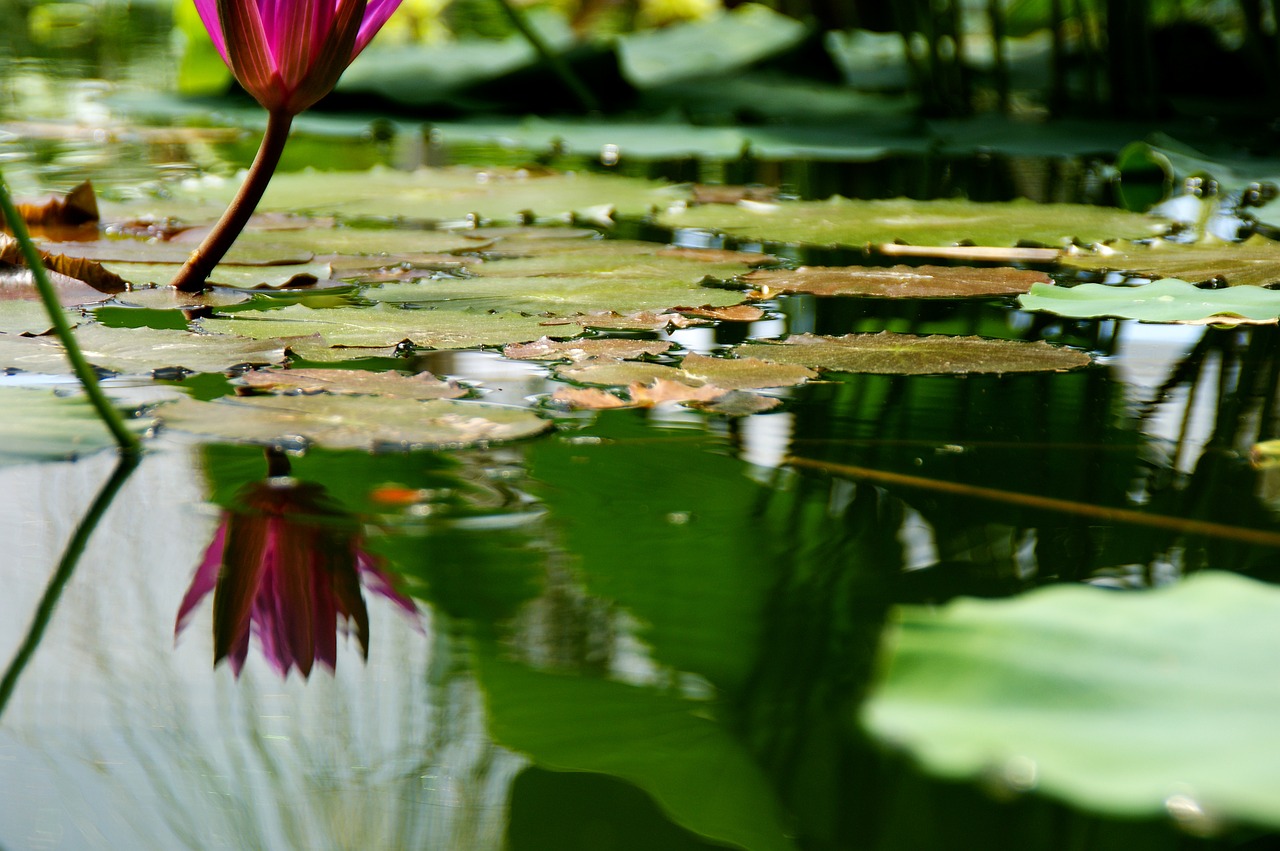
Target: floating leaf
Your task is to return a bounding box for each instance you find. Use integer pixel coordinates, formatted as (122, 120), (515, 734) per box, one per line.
(504, 337), (672, 362)
(688, 392), (781, 416)
(0, 301), (74, 335)
(237, 367), (465, 400)
(1018, 279), (1280, 323)
(737, 332), (1091, 375)
(0, 386), (147, 464)
(670, 304), (766, 321)
(2, 180), (98, 230)
(656, 197), (1164, 249)
(112, 167), (688, 226)
(0, 267), (115, 307)
(103, 260), (333, 290)
(0, 324), (290, 375)
(677, 353), (815, 390)
(0, 233), (127, 294)
(744, 265), (1050, 298)
(158, 395), (550, 449)
(862, 572), (1280, 829)
(200, 303), (565, 349)
(559, 362), (692, 387)
(549, 386), (629, 409)
(1061, 235), (1280, 288)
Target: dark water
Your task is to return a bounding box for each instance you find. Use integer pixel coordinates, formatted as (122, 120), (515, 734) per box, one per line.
(3, 8), (1280, 851)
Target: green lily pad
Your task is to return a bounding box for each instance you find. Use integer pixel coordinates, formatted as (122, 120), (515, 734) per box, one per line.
(744, 265), (1050, 298)
(1018, 279), (1280, 323)
(617, 3), (807, 89)
(0, 324), (291, 375)
(503, 337), (673, 362)
(558, 362), (692, 387)
(677, 353), (815, 389)
(656, 197), (1165, 249)
(102, 260), (333, 290)
(1061, 235), (1280, 287)
(199, 303), (568, 350)
(0, 301), (73, 335)
(0, 386), (148, 463)
(862, 572), (1280, 829)
(110, 167), (688, 227)
(158, 394), (550, 449)
(737, 333), (1091, 375)
(237, 367), (465, 400)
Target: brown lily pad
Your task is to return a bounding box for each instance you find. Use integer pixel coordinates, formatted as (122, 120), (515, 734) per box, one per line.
(3, 180), (99, 231)
(238, 367), (465, 400)
(0, 234), (128, 294)
(743, 265), (1050, 298)
(504, 337), (672, 362)
(670, 304), (767, 322)
(737, 332), (1091, 375)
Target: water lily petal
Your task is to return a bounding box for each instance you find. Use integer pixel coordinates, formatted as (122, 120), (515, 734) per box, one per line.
(213, 513), (272, 669)
(192, 0), (230, 64)
(271, 0), (324, 94)
(175, 521), (228, 635)
(284, 0), (366, 113)
(354, 0), (405, 56)
(216, 0), (280, 110)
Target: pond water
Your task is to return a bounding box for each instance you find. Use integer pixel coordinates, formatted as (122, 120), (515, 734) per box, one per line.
(4, 9), (1280, 851)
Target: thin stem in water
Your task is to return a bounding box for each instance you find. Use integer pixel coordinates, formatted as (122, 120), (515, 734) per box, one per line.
(0, 171), (141, 456)
(0, 453), (139, 718)
(170, 110), (294, 292)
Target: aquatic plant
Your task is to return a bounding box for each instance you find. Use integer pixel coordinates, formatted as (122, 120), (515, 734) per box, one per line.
(169, 0), (404, 291)
(175, 473), (417, 678)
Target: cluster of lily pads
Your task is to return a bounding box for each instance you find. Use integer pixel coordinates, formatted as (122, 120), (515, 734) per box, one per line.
(3, 162), (1276, 460)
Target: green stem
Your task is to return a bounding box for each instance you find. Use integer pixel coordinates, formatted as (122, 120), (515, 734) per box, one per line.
(0, 171), (141, 456)
(0, 453), (139, 719)
(170, 109), (294, 293)
(494, 0), (600, 113)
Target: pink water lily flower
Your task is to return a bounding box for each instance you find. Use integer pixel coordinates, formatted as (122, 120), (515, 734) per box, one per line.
(194, 0), (402, 114)
(176, 477), (418, 679)
(171, 0), (404, 291)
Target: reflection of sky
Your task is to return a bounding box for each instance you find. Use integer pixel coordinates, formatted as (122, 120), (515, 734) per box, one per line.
(0, 445), (516, 850)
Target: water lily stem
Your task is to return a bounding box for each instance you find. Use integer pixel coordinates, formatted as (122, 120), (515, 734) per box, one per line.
(0, 171), (141, 456)
(170, 109), (294, 293)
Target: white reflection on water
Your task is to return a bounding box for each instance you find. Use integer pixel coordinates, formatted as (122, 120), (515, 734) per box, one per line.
(0, 443), (519, 850)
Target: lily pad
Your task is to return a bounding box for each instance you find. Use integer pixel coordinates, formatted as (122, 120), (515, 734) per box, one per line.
(1061, 235), (1280, 288)
(737, 333), (1091, 375)
(0, 386), (148, 464)
(112, 167), (688, 227)
(617, 3), (807, 89)
(158, 395), (550, 449)
(1018, 279), (1280, 323)
(103, 260), (334, 290)
(558, 362), (692, 387)
(744, 265), (1050, 298)
(0, 324), (290, 375)
(0, 301), (74, 335)
(237, 367), (465, 400)
(199, 303), (566, 350)
(862, 572), (1280, 829)
(677, 353), (815, 390)
(657, 197), (1165, 249)
(503, 337), (673, 362)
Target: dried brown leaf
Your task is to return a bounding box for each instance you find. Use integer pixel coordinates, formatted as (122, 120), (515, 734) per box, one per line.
(670, 304), (766, 322)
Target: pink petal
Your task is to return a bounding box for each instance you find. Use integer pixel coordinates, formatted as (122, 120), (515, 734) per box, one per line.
(175, 521), (228, 636)
(283, 0), (365, 113)
(192, 0), (230, 64)
(354, 0), (405, 57)
(216, 0), (282, 110)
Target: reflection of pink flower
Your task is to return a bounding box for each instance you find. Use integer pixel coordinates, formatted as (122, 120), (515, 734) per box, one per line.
(194, 0), (404, 115)
(176, 478), (416, 678)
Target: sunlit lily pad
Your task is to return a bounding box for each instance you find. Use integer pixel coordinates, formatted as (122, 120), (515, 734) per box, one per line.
(678, 353), (816, 389)
(504, 337), (672, 362)
(737, 332), (1091, 375)
(744, 265), (1050, 298)
(1061, 235), (1280, 287)
(0, 324), (290, 375)
(657, 197), (1165, 248)
(199, 303), (567, 349)
(112, 167), (689, 227)
(158, 395), (550, 449)
(0, 301), (74, 335)
(0, 386), (148, 463)
(558, 362), (692, 387)
(237, 367), (465, 400)
(1018, 279), (1280, 323)
(862, 572), (1280, 829)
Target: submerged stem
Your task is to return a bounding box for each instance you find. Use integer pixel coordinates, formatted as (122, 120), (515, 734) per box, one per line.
(0, 172), (141, 456)
(170, 109), (294, 292)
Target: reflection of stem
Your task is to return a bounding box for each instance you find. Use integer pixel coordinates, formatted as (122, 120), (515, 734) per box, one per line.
(0, 454), (139, 718)
(0, 172), (142, 456)
(494, 0), (600, 112)
(785, 455), (1280, 549)
(169, 110), (293, 293)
